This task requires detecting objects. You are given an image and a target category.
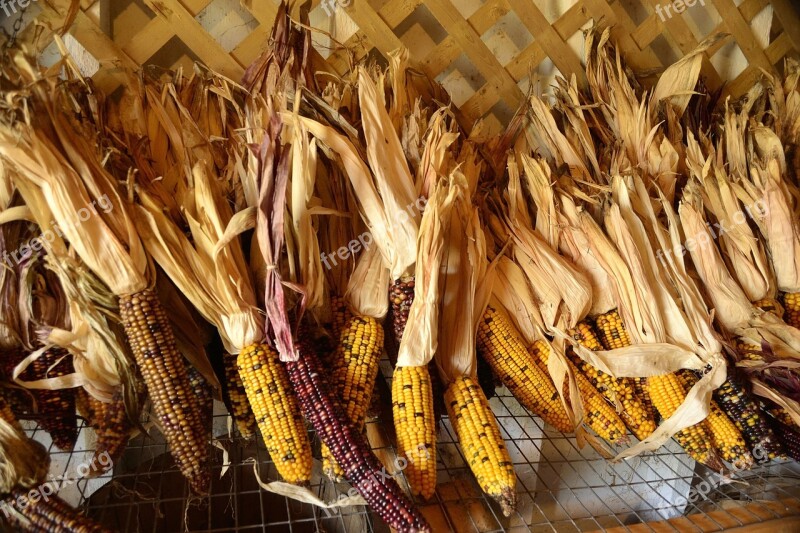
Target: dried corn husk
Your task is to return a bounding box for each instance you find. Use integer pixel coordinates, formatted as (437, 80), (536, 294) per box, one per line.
(437, 174), (490, 382)
(397, 180), (458, 367)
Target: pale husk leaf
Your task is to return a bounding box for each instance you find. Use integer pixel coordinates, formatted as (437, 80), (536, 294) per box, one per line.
(357, 68), (420, 280)
(344, 242), (390, 320)
(437, 175), (489, 382)
(397, 180), (459, 366)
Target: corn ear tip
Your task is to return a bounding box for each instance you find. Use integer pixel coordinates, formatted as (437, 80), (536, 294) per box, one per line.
(498, 487), (516, 517)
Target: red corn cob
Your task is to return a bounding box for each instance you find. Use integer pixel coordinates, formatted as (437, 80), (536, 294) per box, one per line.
(2, 488), (110, 532)
(285, 338), (430, 533)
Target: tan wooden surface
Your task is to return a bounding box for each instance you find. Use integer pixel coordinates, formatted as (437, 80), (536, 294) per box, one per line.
(15, 0), (800, 134)
(603, 498), (800, 533)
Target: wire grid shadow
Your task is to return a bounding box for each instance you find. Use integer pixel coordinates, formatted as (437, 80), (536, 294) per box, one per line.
(13, 357), (800, 532)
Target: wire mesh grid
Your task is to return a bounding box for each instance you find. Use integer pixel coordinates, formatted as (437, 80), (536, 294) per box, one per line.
(16, 357), (800, 532)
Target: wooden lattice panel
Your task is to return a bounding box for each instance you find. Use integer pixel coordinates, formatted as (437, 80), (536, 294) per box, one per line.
(14, 0), (800, 135)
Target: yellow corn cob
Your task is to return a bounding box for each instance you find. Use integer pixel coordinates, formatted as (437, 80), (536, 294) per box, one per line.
(445, 376), (516, 516)
(676, 370), (753, 469)
(477, 305), (573, 433)
(224, 353), (257, 439)
(119, 288), (210, 494)
(593, 313), (658, 424)
(632, 378), (657, 423)
(735, 337), (765, 361)
(322, 315), (383, 481)
(752, 298), (784, 319)
(594, 310), (723, 468)
(530, 340), (628, 445)
(568, 322), (656, 440)
(392, 365), (437, 500)
(648, 372), (724, 470)
(594, 310), (631, 350)
(781, 292), (800, 328)
(237, 343), (312, 485)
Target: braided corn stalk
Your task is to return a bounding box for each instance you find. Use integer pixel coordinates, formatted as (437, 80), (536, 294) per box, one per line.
(445, 376), (516, 516)
(237, 344), (312, 485)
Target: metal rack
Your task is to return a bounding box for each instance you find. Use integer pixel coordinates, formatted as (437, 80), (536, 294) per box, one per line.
(20, 358), (800, 532)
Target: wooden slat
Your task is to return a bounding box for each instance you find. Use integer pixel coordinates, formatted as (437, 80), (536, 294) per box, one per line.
(142, 0), (244, 79)
(422, 0), (523, 110)
(604, 499), (800, 533)
(19, 0), (800, 140)
(772, 0), (800, 53)
(710, 0), (776, 72)
(340, 1), (404, 54)
(639, 0), (723, 89)
(506, 0), (587, 87)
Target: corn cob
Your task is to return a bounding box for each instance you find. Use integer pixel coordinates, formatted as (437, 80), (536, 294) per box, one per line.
(389, 276), (415, 342)
(735, 338), (765, 361)
(713, 373), (784, 462)
(675, 370), (753, 469)
(2, 488), (110, 533)
(76, 389), (131, 474)
(237, 343), (312, 485)
(119, 288), (210, 495)
(477, 305), (573, 433)
(223, 353), (257, 439)
(760, 402), (799, 430)
(30, 347), (78, 452)
(330, 295), (353, 341)
(632, 378), (658, 423)
(392, 365), (437, 500)
(0, 388), (21, 430)
(445, 376), (516, 516)
(780, 292), (800, 328)
(286, 338), (430, 532)
(752, 298), (784, 319)
(567, 323), (656, 440)
(322, 316), (383, 482)
(188, 366), (214, 445)
(767, 419), (800, 461)
(530, 340), (628, 445)
(648, 372), (724, 470)
(594, 310), (631, 350)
